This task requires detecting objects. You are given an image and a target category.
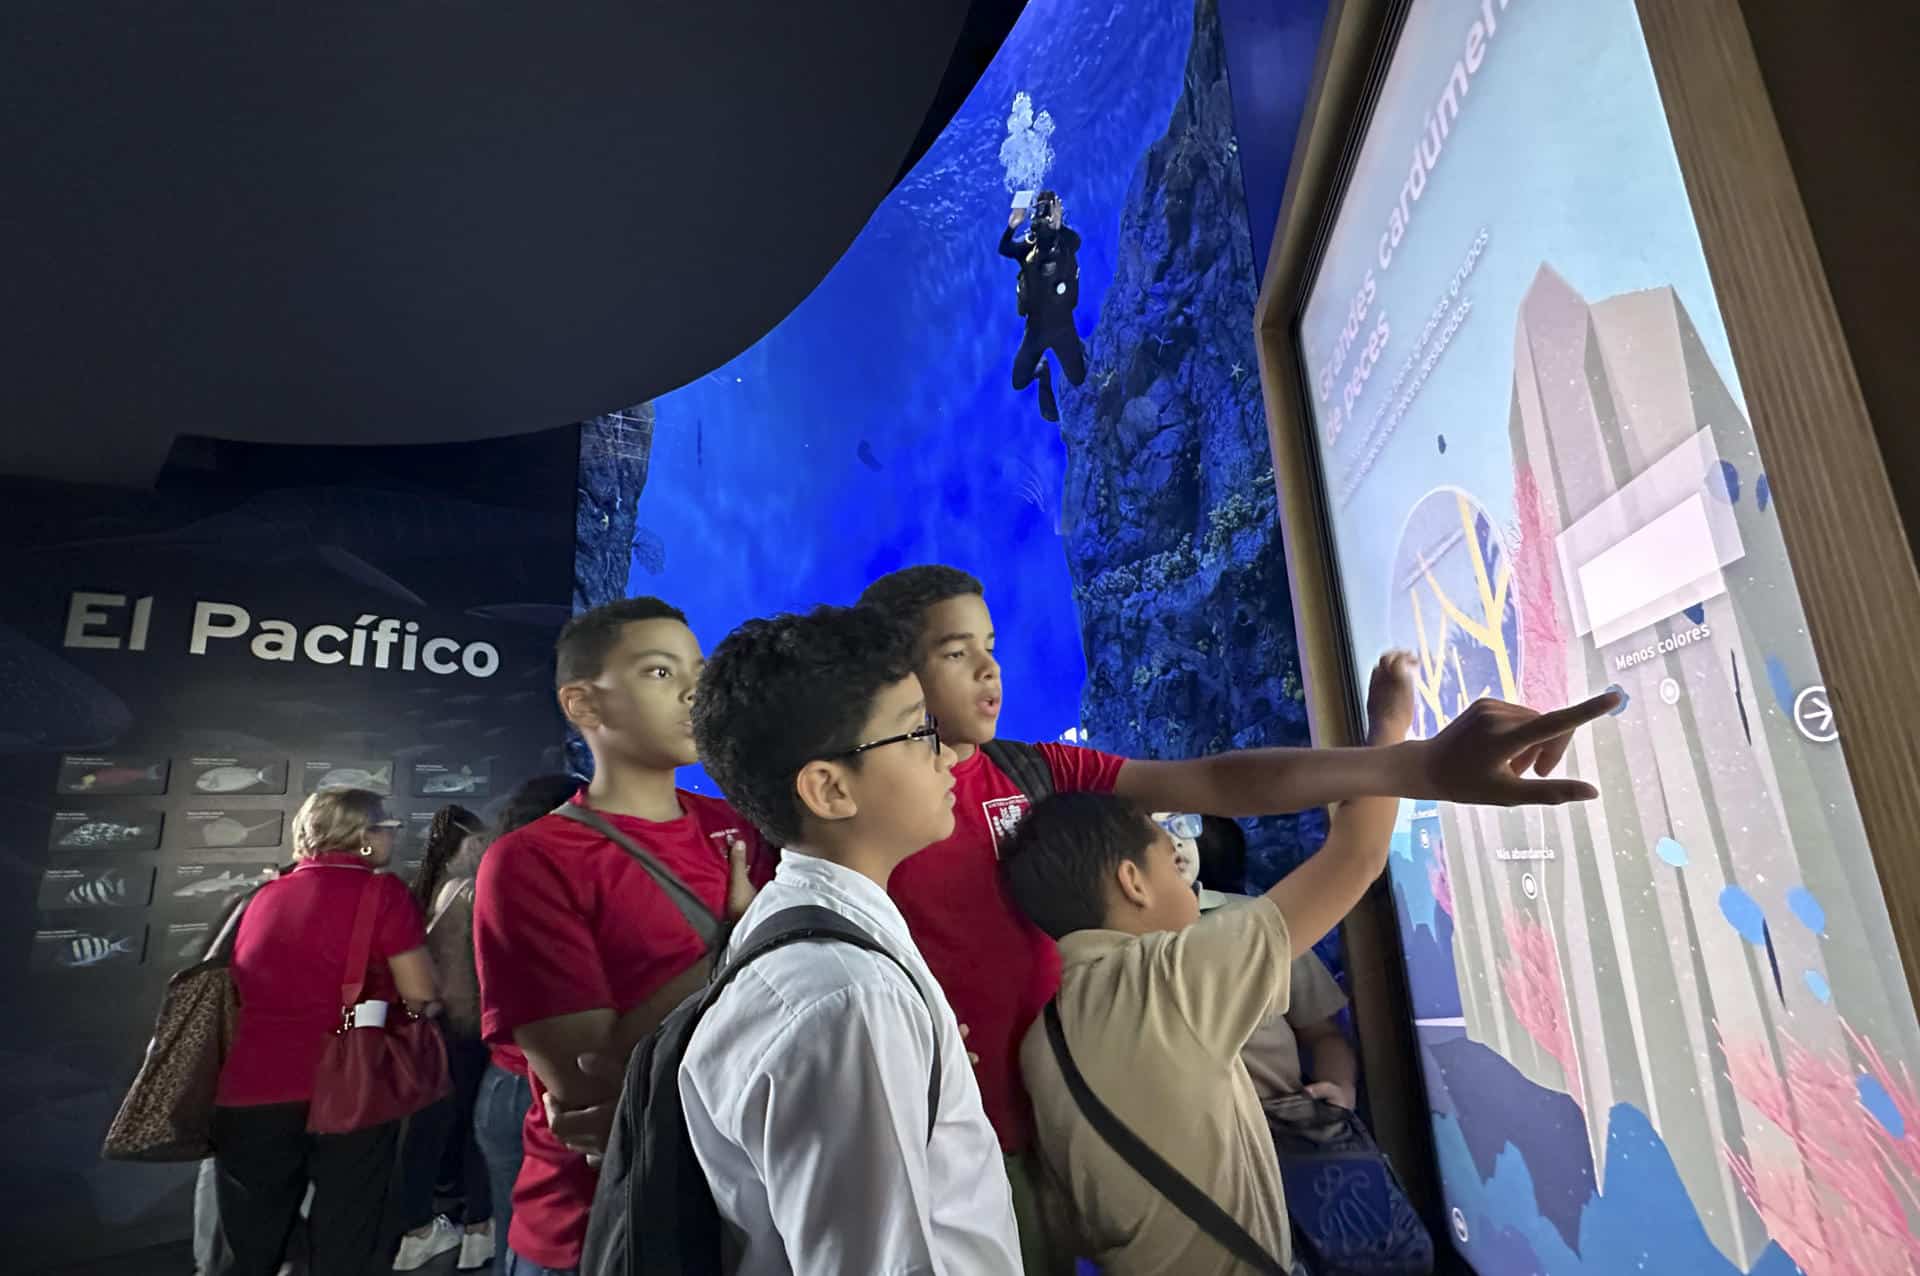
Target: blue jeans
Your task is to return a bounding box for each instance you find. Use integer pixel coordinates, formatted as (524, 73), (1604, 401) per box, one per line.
(503, 1250), (575, 1276)
(474, 1062), (533, 1268)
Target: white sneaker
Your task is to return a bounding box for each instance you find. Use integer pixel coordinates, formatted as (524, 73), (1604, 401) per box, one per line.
(393, 1215), (463, 1271)
(456, 1220), (494, 1270)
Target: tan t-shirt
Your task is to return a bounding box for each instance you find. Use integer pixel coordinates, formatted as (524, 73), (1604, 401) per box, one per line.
(1020, 895), (1295, 1275)
(1243, 952), (1349, 1103)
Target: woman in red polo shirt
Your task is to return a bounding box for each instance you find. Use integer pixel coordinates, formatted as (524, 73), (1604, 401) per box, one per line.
(210, 786), (439, 1276)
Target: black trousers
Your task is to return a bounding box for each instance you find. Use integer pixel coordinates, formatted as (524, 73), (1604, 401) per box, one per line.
(211, 1103), (399, 1276)
(1011, 320), (1087, 389)
(398, 1027), (493, 1229)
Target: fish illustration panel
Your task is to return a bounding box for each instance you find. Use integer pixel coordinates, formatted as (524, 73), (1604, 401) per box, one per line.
(180, 809), (285, 851)
(184, 756), (288, 796)
(411, 759), (492, 799)
(301, 758), (393, 797)
(162, 921), (215, 964)
(56, 754), (170, 796)
(31, 923), (148, 971)
(163, 863), (278, 915)
(47, 809), (164, 852)
(37, 865), (154, 911)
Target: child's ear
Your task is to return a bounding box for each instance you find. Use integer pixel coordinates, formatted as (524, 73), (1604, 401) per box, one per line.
(794, 761), (856, 825)
(1114, 856), (1152, 909)
(557, 683), (599, 731)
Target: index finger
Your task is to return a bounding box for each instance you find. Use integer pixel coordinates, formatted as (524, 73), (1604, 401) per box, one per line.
(1485, 775), (1601, 807)
(1512, 690), (1624, 749)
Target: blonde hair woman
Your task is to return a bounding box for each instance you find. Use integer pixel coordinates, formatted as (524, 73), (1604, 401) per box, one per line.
(209, 788), (439, 1276)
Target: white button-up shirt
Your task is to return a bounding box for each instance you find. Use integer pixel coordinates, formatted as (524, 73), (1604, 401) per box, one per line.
(679, 850), (1022, 1275)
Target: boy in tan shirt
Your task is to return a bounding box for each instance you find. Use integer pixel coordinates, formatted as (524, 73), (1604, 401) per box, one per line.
(1002, 655), (1615, 1273)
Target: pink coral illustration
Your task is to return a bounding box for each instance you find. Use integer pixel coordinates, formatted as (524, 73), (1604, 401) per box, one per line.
(1511, 463), (1569, 710)
(1718, 1021), (1920, 1275)
(1498, 911), (1582, 1101)
(1428, 848), (1454, 919)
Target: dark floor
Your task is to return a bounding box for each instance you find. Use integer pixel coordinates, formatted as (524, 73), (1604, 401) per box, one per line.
(39, 1234), (487, 1275)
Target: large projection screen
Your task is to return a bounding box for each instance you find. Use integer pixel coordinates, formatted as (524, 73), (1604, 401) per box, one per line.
(1289, 2), (1920, 1272)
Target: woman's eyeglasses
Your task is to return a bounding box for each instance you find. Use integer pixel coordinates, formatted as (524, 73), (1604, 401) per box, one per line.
(828, 722), (941, 761)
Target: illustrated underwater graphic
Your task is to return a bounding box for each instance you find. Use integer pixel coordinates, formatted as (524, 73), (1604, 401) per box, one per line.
(62, 933), (139, 968)
(73, 762), (165, 791)
(198, 816), (281, 849)
(194, 765), (280, 794)
(63, 871), (131, 908)
(315, 764), (390, 791)
(56, 820), (151, 849)
(172, 867), (273, 898)
(420, 766), (484, 795)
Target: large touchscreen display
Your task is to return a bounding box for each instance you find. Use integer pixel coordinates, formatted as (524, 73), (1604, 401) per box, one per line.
(1296, 3), (1920, 1273)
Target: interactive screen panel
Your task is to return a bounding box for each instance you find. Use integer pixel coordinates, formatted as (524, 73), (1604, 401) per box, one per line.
(1295, 3), (1920, 1273)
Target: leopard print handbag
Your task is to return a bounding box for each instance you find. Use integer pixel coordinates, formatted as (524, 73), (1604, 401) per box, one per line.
(101, 888), (259, 1162)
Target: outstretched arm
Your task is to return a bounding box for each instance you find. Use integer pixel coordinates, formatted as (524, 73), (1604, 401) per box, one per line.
(1113, 675), (1618, 815)
(999, 221), (1025, 259)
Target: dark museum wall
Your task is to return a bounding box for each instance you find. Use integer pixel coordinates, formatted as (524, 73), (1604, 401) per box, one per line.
(0, 432), (577, 1268)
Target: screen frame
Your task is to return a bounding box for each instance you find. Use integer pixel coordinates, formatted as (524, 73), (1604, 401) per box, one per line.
(1258, 0), (1920, 1254)
(1284, 0), (1412, 750)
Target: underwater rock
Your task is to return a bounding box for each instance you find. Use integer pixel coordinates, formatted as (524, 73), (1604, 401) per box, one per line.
(1057, 0), (1315, 893)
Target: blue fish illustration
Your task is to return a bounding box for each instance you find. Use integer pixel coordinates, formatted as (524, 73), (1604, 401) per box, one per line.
(1719, 884), (1767, 944)
(1763, 656), (1795, 716)
(1786, 886), (1827, 934)
(1755, 473), (1771, 512)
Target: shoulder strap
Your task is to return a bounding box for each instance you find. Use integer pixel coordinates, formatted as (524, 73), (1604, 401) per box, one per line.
(553, 802), (726, 954)
(204, 877), (272, 964)
(339, 874), (383, 1010)
(427, 877), (472, 934)
(707, 905), (943, 1144)
(980, 738), (1055, 803)
(1043, 1002), (1288, 1275)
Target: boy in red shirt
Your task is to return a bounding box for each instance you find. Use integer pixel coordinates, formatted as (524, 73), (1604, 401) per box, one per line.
(473, 598), (771, 1275)
(858, 565), (1616, 1270)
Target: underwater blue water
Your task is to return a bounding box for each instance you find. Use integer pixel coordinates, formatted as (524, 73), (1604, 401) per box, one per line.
(629, 0), (1193, 790)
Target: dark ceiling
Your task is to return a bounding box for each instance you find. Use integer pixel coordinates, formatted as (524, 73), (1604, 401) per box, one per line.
(1, 2), (1024, 486)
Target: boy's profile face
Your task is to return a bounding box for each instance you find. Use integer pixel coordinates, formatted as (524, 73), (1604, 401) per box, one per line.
(562, 619), (702, 770)
(839, 674), (959, 856)
(914, 594), (1001, 748)
(1132, 823), (1202, 933)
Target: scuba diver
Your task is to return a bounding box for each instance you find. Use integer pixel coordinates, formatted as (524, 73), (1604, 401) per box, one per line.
(1000, 189), (1086, 423)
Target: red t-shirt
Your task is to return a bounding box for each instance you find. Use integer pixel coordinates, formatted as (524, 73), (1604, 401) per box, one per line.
(889, 741), (1125, 1153)
(218, 856), (427, 1107)
(473, 790), (773, 1270)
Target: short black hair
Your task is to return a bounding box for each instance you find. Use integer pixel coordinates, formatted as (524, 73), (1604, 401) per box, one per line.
(858, 565), (983, 642)
(1002, 792), (1157, 939)
(1196, 816), (1248, 894)
(493, 773), (583, 841)
(694, 605), (918, 847)
(554, 596), (688, 687)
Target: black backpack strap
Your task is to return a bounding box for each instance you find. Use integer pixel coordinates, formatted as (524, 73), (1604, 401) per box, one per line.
(706, 905), (943, 1142)
(1043, 1002), (1289, 1275)
(980, 738), (1055, 803)
(554, 802), (727, 954)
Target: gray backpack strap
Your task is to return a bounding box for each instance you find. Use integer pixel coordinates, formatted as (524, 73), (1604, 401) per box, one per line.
(980, 738), (1056, 802)
(553, 803), (726, 954)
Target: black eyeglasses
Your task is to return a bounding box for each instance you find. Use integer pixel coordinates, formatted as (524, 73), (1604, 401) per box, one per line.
(827, 722), (941, 761)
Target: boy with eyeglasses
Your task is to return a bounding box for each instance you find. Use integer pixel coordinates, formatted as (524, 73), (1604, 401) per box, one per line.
(676, 605), (1022, 1272)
